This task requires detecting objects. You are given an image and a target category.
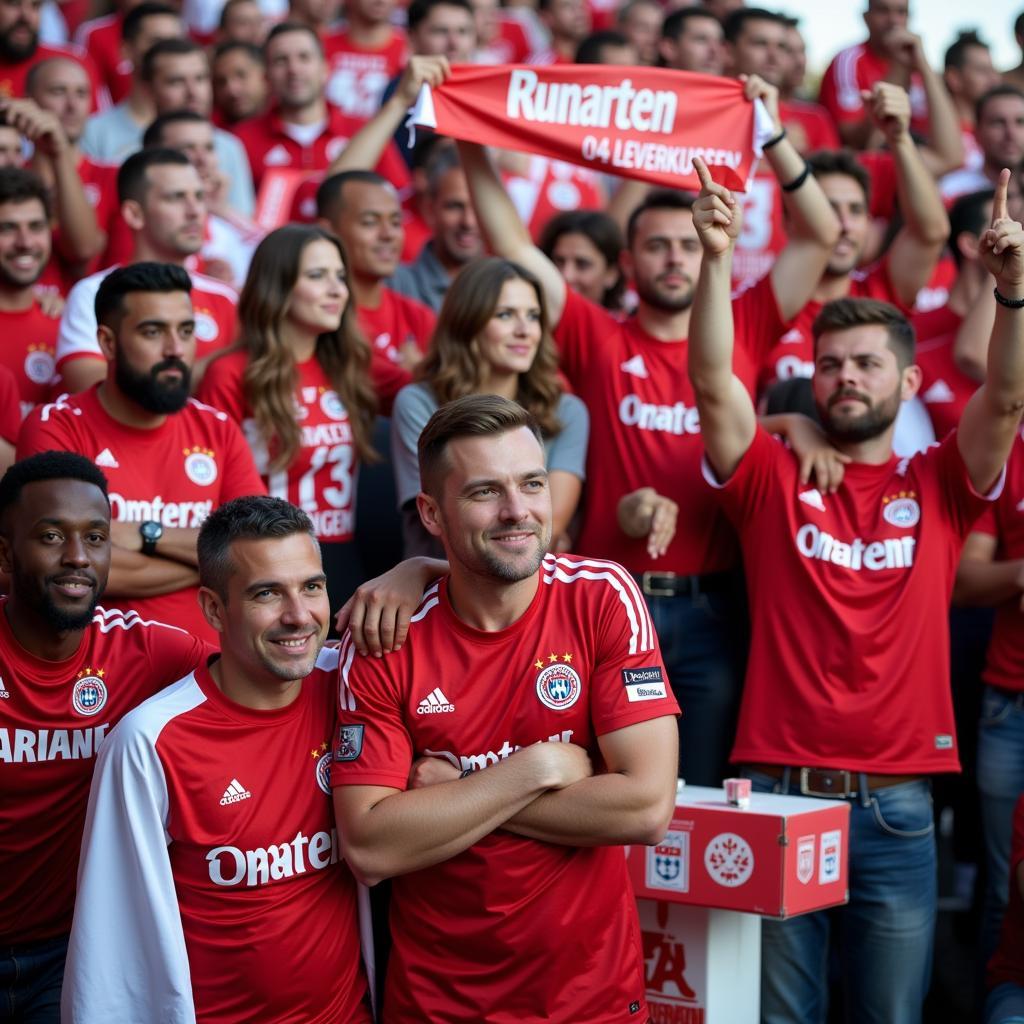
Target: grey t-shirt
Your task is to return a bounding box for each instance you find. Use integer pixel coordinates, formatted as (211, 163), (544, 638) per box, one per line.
(391, 381), (589, 557)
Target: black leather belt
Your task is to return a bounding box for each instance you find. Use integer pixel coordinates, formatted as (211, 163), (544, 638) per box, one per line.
(637, 570), (732, 599)
(750, 764), (923, 799)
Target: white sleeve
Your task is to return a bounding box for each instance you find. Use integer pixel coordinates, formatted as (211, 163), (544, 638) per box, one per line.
(62, 713), (197, 1024)
(56, 276), (103, 368)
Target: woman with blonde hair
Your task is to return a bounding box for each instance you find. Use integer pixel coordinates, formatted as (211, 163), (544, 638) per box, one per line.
(200, 223), (395, 607)
(392, 256), (588, 557)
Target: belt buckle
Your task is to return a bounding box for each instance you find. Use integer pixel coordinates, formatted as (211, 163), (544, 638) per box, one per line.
(641, 571), (677, 598)
(800, 767), (853, 799)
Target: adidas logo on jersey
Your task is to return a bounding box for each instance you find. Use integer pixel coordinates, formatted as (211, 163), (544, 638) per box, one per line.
(620, 354), (649, 379)
(417, 687), (455, 714)
(95, 448), (119, 469)
(798, 488), (826, 512)
(219, 778), (252, 805)
(923, 380), (955, 403)
(263, 144), (291, 166)
(780, 327), (804, 345)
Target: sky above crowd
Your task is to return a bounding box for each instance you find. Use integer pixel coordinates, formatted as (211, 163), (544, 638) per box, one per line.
(780, 0), (1021, 77)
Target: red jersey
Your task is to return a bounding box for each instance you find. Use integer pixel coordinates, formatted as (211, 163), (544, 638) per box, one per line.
(0, 43), (104, 110)
(333, 554), (677, 1024)
(555, 279), (784, 575)
(74, 12), (131, 103)
(779, 97), (840, 155)
(0, 601), (207, 944)
(78, 155), (119, 239)
(709, 428), (998, 773)
(0, 302), (59, 416)
(0, 365), (20, 443)
(63, 650), (370, 1024)
(54, 265), (238, 376)
(987, 795), (1024, 990)
(234, 104), (410, 192)
(503, 157), (606, 242)
(819, 42), (928, 137)
(322, 28), (407, 123)
(17, 388), (266, 641)
(912, 305), (978, 439)
(756, 260), (906, 396)
(732, 168), (786, 286)
(356, 286), (433, 402)
(200, 351), (366, 545)
(973, 428), (1024, 695)
(477, 17), (534, 64)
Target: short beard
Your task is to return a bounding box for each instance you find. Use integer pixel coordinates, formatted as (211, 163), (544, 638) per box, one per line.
(0, 27), (37, 61)
(820, 388), (901, 444)
(0, 258), (45, 289)
(634, 276), (695, 313)
(115, 355), (192, 413)
(480, 544), (546, 582)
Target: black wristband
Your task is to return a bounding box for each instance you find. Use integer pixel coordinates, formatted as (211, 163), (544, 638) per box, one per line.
(459, 767), (474, 779)
(762, 127), (787, 150)
(993, 287), (1024, 309)
(781, 163), (810, 192)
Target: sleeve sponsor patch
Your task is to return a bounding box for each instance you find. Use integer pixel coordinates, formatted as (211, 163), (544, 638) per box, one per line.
(621, 666), (667, 702)
(334, 724), (364, 762)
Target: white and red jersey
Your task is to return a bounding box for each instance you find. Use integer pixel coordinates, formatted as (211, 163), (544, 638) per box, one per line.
(707, 428), (1000, 773)
(555, 279), (784, 575)
(74, 11), (131, 103)
(502, 156), (606, 242)
(54, 264), (238, 376)
(322, 28), (407, 123)
(732, 168), (786, 286)
(333, 554), (677, 1024)
(973, 427), (1024, 695)
(756, 259), (908, 397)
(819, 42), (928, 138)
(912, 305), (979, 439)
(0, 602), (208, 945)
(234, 104), (410, 193)
(0, 303), (59, 417)
(356, 287), (432, 406)
(779, 97), (840, 155)
(17, 387), (266, 641)
(63, 650), (370, 1024)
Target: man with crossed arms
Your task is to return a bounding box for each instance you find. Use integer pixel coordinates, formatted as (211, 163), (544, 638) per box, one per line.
(687, 156), (1024, 1023)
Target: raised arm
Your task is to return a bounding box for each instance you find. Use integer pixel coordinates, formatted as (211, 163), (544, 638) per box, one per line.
(325, 56), (450, 175)
(872, 83), (950, 307)
(957, 170), (1024, 494)
(688, 158), (758, 482)
(333, 741), (592, 886)
(741, 76), (840, 322)
(458, 139), (567, 324)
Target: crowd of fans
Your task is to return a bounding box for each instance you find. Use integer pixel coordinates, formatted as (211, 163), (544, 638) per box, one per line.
(2, 0), (1024, 1021)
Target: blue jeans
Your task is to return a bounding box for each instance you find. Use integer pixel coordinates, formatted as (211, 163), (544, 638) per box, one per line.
(644, 578), (747, 786)
(978, 686), (1024, 965)
(0, 935), (67, 1023)
(744, 770), (936, 1024)
(987, 981), (1024, 1024)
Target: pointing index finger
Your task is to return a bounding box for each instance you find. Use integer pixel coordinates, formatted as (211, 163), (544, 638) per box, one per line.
(693, 155), (714, 192)
(994, 168), (1011, 223)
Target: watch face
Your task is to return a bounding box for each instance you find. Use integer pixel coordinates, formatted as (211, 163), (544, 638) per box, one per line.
(141, 521), (163, 541)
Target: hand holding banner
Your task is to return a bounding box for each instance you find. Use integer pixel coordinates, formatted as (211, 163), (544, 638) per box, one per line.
(408, 64), (775, 193)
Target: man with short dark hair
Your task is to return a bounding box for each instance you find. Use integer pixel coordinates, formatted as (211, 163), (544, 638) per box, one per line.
(54, 147), (239, 394)
(574, 29), (636, 66)
(688, 156), (1024, 1024)
(0, 450), (208, 1023)
(616, 0), (660, 65)
(943, 85), (1024, 203)
(334, 393), (679, 1023)
(217, 0), (265, 45)
(211, 40), (267, 125)
(18, 261), (265, 642)
(63, 494), (371, 1024)
(535, 0), (590, 64)
(658, 6), (723, 75)
(318, 169), (435, 374)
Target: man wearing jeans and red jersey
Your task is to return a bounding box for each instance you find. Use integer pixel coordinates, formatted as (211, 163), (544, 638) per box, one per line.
(333, 395), (679, 1023)
(688, 156), (1024, 1023)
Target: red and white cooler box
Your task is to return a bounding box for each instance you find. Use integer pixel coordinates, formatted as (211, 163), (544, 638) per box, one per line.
(627, 785), (851, 1022)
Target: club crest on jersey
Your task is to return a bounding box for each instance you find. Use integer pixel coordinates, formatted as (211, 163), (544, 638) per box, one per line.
(882, 491), (920, 528)
(313, 745), (332, 794)
(71, 668), (107, 717)
(535, 654), (581, 711)
(319, 389), (347, 421)
(24, 345), (55, 385)
(183, 447), (218, 486)
(193, 311), (218, 342)
(334, 724), (364, 762)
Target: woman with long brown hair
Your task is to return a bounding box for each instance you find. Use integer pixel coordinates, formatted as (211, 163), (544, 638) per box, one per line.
(392, 256), (588, 557)
(199, 223), (389, 607)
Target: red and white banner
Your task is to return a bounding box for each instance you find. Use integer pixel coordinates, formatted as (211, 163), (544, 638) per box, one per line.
(409, 65), (774, 193)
